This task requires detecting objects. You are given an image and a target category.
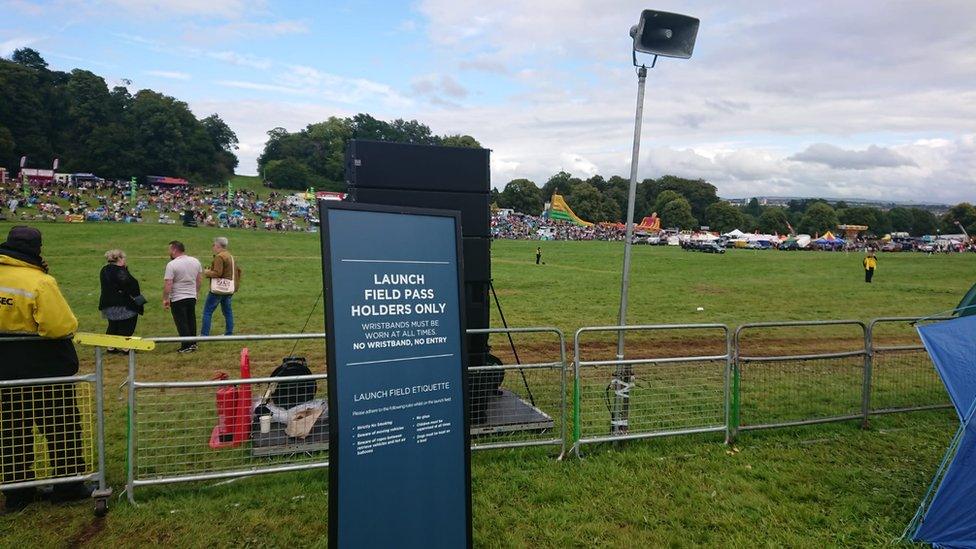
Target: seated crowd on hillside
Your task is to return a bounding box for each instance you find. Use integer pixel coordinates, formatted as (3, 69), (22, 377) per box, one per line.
(0, 180), (312, 231)
(491, 212), (628, 241)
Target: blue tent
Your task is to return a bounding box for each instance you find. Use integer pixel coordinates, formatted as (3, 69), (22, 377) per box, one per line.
(907, 314), (976, 547)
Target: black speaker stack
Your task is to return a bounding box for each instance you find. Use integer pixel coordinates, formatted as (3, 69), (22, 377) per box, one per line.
(345, 140), (492, 367)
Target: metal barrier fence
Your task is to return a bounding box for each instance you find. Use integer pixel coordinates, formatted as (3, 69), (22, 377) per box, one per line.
(867, 317), (952, 415)
(467, 328), (567, 454)
(125, 333), (329, 504)
(0, 337), (110, 515)
(572, 324), (731, 454)
(126, 327), (567, 502)
(732, 320), (868, 439)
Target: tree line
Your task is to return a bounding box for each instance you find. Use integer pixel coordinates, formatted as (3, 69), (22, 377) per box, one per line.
(257, 115), (481, 190)
(494, 173), (976, 237)
(0, 48), (238, 184)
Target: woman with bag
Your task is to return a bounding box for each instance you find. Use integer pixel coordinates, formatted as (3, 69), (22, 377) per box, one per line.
(201, 236), (241, 336)
(99, 249), (145, 345)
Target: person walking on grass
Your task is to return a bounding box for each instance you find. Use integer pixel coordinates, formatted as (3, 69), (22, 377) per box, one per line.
(201, 236), (240, 337)
(536, 246), (542, 265)
(163, 241), (202, 353)
(98, 249), (144, 351)
(863, 250), (878, 283)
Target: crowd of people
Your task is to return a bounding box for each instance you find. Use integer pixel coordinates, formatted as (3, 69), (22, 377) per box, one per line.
(0, 225), (241, 512)
(0, 179), (314, 232)
(491, 212), (628, 241)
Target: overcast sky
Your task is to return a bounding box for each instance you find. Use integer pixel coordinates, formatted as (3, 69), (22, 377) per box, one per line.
(2, 0), (975, 203)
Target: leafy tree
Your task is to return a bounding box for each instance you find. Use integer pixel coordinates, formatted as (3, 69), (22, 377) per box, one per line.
(887, 207), (913, 233)
(439, 134), (481, 148)
(603, 176), (630, 223)
(567, 182), (620, 222)
(704, 201), (744, 233)
(653, 190), (684, 216)
(0, 50), (238, 183)
(758, 208), (791, 235)
(256, 115), (483, 190)
(656, 175), (719, 221)
(489, 187), (500, 205)
(634, 177), (660, 220)
(740, 213), (759, 232)
(0, 126), (14, 161)
(744, 197), (763, 218)
(910, 208), (938, 236)
(836, 206), (890, 236)
(497, 178), (543, 215)
(263, 158), (313, 190)
(660, 197), (698, 230)
(541, 171), (576, 200)
(11, 48), (47, 70)
(941, 203), (976, 235)
(799, 202), (839, 235)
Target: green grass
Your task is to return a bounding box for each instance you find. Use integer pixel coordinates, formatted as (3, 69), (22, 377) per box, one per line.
(228, 174), (270, 198)
(0, 221), (972, 546)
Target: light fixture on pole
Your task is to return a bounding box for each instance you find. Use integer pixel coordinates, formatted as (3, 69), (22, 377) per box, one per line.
(611, 9), (699, 435)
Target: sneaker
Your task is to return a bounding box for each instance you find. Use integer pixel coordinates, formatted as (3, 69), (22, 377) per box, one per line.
(49, 482), (95, 503)
(2, 488), (38, 513)
(178, 346), (195, 353)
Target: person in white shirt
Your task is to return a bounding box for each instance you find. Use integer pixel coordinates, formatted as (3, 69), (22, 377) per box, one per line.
(163, 240), (202, 353)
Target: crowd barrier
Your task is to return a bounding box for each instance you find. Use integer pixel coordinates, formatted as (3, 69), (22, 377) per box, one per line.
(731, 320), (869, 439)
(867, 317), (953, 416)
(0, 337), (110, 515)
(124, 327), (567, 503)
(0, 317), (956, 510)
(572, 324), (731, 455)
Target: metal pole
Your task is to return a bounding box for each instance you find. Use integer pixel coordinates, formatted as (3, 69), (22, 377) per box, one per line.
(126, 349), (137, 505)
(95, 347), (107, 491)
(862, 322), (873, 429)
(611, 65), (648, 435)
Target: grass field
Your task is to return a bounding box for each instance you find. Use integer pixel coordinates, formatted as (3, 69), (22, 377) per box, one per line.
(0, 221), (973, 546)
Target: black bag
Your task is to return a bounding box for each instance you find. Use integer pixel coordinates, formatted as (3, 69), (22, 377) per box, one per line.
(269, 356), (317, 409)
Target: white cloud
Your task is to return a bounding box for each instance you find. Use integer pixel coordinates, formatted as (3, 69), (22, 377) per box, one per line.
(281, 65), (411, 107)
(408, 0), (976, 203)
(789, 144), (917, 171)
(145, 70), (191, 80)
(0, 36), (40, 57)
(559, 153), (598, 177)
(94, 0), (260, 19)
(410, 73), (469, 106)
(207, 50), (272, 70)
(217, 80), (306, 95)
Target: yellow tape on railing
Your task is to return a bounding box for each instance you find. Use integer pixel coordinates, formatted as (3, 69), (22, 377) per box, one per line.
(73, 332), (156, 351)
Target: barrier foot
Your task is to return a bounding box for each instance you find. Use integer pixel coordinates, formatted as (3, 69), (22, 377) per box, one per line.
(92, 487), (112, 517)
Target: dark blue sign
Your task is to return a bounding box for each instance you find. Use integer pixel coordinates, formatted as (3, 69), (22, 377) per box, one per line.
(320, 201), (472, 549)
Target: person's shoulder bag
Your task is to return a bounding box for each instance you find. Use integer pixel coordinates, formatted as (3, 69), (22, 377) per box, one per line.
(210, 255), (236, 295)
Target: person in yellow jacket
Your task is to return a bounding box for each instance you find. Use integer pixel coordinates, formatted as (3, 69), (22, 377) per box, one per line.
(0, 226), (91, 512)
(863, 250), (878, 283)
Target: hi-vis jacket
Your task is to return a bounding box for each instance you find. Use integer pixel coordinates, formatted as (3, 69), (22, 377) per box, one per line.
(0, 254), (79, 380)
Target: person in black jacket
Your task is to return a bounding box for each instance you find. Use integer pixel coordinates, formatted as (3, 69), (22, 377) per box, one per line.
(98, 249), (144, 342)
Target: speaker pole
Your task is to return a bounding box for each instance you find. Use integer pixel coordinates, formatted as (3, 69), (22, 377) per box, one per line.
(612, 64), (648, 436)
